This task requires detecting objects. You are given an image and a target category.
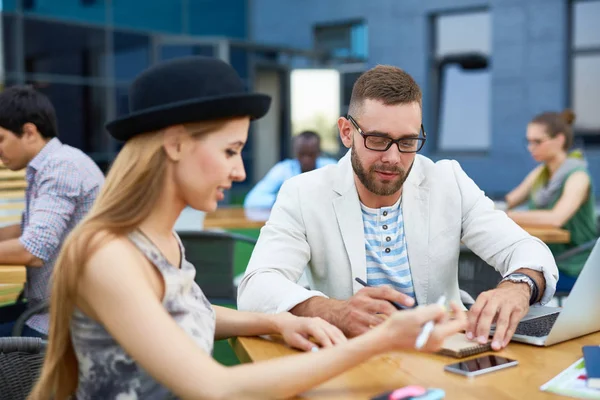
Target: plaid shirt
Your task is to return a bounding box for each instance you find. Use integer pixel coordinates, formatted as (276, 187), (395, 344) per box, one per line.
(20, 138), (104, 334)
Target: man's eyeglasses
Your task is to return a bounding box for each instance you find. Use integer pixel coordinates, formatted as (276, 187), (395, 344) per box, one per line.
(347, 115), (426, 153)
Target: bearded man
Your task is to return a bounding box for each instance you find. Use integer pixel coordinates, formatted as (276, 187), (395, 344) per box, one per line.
(238, 65), (558, 352)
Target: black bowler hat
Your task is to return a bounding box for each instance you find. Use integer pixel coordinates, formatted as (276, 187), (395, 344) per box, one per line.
(106, 56), (271, 141)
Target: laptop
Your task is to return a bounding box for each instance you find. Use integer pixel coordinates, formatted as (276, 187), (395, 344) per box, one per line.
(500, 239), (600, 346)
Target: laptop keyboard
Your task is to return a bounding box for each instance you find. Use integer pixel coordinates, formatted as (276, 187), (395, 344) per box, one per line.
(514, 313), (560, 337)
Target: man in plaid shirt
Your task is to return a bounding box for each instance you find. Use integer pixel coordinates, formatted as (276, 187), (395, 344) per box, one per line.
(0, 86), (104, 337)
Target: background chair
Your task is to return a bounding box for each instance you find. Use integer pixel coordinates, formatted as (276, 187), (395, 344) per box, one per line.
(457, 244), (502, 301)
(176, 230), (257, 303)
(553, 216), (599, 305)
(177, 230), (258, 366)
(0, 337), (46, 400)
(11, 300), (49, 338)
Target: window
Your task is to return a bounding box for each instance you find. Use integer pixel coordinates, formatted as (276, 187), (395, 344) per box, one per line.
(314, 20), (368, 61)
(2, 15), (17, 75)
(22, 0), (105, 24)
(571, 0), (600, 140)
(432, 11), (491, 152)
(159, 44), (215, 62)
(187, 0), (247, 39)
(1, 0), (18, 11)
(24, 18), (106, 78)
(114, 31), (150, 82)
(32, 82), (109, 156)
(112, 0), (184, 34)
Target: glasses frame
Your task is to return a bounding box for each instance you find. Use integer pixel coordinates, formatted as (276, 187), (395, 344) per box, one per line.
(526, 137), (553, 147)
(346, 115), (426, 153)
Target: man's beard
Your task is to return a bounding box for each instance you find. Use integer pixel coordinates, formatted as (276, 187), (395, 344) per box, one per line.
(351, 146), (412, 196)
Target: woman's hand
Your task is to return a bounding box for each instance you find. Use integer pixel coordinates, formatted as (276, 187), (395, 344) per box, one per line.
(377, 302), (467, 353)
(274, 312), (347, 351)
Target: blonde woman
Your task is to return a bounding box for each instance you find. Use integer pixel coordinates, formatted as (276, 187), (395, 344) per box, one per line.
(506, 110), (597, 285)
(30, 57), (466, 400)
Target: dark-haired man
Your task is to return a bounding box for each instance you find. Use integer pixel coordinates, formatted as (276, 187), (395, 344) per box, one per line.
(239, 65), (558, 351)
(0, 86), (104, 337)
(243, 131), (337, 209)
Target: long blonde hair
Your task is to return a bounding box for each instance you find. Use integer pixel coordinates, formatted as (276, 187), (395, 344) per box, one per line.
(29, 121), (225, 399)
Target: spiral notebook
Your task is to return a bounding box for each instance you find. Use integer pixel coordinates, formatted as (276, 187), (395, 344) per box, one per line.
(438, 333), (492, 358)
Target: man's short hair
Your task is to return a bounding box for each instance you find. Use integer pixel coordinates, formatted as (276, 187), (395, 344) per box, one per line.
(348, 65), (422, 116)
(295, 130), (321, 144)
(0, 85), (58, 138)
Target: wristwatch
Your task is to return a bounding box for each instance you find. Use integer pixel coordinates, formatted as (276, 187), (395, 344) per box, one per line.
(500, 273), (539, 305)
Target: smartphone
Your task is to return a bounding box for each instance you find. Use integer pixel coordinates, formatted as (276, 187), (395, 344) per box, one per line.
(444, 355), (518, 377)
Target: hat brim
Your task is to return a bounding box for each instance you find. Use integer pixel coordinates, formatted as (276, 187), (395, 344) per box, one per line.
(106, 93), (271, 141)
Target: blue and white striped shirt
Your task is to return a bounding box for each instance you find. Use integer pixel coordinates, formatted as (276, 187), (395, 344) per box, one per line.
(360, 197), (416, 300)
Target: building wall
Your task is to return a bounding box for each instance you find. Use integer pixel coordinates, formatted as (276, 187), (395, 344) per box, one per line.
(0, 0), (249, 172)
(249, 0), (600, 198)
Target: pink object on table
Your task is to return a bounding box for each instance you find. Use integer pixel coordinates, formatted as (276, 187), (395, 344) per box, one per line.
(389, 385), (427, 400)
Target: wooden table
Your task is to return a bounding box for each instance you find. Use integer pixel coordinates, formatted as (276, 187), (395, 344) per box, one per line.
(204, 208), (270, 229)
(231, 332), (600, 400)
(204, 208), (570, 244)
(520, 226), (570, 244)
(0, 265), (26, 285)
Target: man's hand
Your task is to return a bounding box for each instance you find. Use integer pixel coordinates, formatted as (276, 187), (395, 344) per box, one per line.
(290, 287), (415, 337)
(466, 282), (530, 351)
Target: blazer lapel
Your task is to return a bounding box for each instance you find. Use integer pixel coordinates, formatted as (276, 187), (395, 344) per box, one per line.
(332, 153), (367, 289)
(403, 156), (431, 305)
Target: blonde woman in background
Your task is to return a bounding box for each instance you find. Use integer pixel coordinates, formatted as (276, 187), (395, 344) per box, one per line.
(29, 57), (466, 400)
(506, 110), (597, 286)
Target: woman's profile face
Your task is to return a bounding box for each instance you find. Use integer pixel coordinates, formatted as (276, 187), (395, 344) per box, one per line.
(173, 117), (249, 212)
(526, 123), (564, 163)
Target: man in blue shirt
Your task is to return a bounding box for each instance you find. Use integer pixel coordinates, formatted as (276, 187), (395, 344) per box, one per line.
(244, 131), (337, 208)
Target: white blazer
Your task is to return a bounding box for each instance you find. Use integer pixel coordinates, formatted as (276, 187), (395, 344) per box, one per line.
(237, 152), (558, 313)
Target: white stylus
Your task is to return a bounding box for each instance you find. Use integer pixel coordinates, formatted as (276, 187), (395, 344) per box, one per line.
(414, 295), (447, 350)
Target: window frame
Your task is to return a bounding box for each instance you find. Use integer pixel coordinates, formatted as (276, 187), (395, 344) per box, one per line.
(427, 7), (492, 156)
(568, 0), (600, 145)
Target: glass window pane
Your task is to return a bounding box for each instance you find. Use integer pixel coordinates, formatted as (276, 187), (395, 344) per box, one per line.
(438, 64), (490, 150)
(114, 31), (150, 82)
(2, 15), (17, 74)
(159, 44), (215, 62)
(1, 0), (17, 12)
(23, 0), (105, 24)
(31, 82), (110, 157)
(314, 21), (368, 59)
(115, 85), (130, 118)
(572, 54), (600, 134)
(113, 0), (183, 34)
(436, 12), (490, 58)
(188, 0), (247, 39)
(24, 18), (106, 78)
(573, 1), (600, 49)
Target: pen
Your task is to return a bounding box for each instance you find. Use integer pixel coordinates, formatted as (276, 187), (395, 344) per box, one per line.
(414, 295), (447, 350)
(354, 277), (411, 310)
